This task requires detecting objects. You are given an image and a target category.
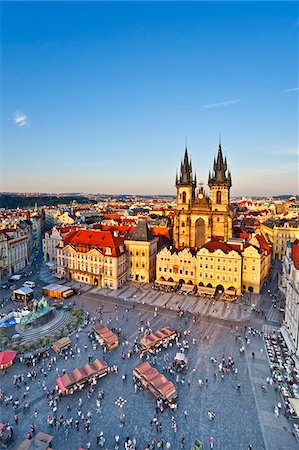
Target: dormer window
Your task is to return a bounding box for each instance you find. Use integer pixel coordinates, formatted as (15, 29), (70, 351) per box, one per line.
(106, 247), (112, 255)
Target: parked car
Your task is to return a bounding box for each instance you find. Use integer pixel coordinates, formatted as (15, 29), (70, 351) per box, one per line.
(0, 284), (8, 290)
(9, 274), (22, 281)
(23, 281), (36, 288)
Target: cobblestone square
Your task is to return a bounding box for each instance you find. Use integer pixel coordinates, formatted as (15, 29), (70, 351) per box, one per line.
(2, 291), (296, 450)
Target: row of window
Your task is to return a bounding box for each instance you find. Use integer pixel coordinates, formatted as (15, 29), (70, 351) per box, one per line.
(130, 251), (146, 257)
(199, 264), (238, 272)
(159, 267), (194, 276)
(199, 257), (240, 263)
(130, 262), (146, 268)
(200, 273), (238, 282)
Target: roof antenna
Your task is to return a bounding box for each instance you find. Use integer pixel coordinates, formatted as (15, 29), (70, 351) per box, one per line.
(219, 133), (221, 147)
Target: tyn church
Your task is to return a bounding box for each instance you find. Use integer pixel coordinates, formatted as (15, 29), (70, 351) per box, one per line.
(173, 142), (232, 249)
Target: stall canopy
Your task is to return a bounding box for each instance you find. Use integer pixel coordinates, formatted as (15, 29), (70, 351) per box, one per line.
(197, 286), (215, 295)
(52, 337), (71, 353)
(289, 398), (299, 418)
(180, 284), (195, 293)
(56, 358), (108, 392)
(0, 350), (17, 366)
(13, 287), (33, 296)
(155, 280), (176, 286)
(140, 327), (176, 349)
(134, 361), (177, 401)
(226, 288), (236, 296)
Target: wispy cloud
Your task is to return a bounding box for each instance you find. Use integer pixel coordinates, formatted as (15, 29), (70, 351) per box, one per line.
(13, 112), (28, 127)
(280, 87), (298, 94)
(270, 148), (298, 156)
(257, 163), (297, 176)
(202, 99), (241, 109)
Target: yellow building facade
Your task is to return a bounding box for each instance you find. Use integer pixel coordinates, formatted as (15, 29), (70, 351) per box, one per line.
(125, 222), (158, 283)
(261, 219), (299, 260)
(156, 247), (197, 285)
(196, 244), (242, 295)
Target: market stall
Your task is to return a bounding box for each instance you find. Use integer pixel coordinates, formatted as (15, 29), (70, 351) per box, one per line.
(133, 361), (177, 405)
(42, 284), (74, 299)
(196, 286), (215, 298)
(17, 430), (53, 450)
(139, 327), (179, 356)
(52, 337), (71, 353)
(56, 358), (108, 395)
(12, 287), (33, 304)
(92, 324), (118, 350)
(0, 350), (17, 370)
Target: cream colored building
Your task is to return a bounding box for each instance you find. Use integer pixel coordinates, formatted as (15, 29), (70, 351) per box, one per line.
(156, 247), (197, 286)
(57, 229), (127, 289)
(124, 222), (158, 283)
(197, 242), (242, 295)
(261, 219), (299, 260)
(43, 226), (78, 262)
(242, 241), (271, 293)
(156, 232), (270, 295)
(0, 226), (30, 279)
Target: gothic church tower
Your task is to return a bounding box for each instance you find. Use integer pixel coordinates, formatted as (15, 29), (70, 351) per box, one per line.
(208, 142), (232, 241)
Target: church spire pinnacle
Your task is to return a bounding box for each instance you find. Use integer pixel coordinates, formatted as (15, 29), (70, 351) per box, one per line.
(208, 136), (232, 188)
(177, 141), (193, 186)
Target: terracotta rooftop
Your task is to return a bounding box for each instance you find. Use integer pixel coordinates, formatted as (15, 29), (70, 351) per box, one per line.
(62, 229), (125, 257)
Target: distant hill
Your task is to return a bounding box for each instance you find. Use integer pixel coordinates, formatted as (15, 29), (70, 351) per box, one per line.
(272, 195), (299, 200)
(0, 194), (96, 209)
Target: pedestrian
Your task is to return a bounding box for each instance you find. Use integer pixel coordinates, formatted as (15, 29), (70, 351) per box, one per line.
(184, 410), (187, 419)
(237, 384), (241, 393)
(180, 436), (185, 448)
(210, 436), (214, 449)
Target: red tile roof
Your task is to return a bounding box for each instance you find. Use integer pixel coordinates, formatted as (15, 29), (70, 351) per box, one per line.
(62, 229), (125, 257)
(201, 241), (240, 254)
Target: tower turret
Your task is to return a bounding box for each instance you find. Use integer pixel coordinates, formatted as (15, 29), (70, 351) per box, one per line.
(208, 138), (233, 241)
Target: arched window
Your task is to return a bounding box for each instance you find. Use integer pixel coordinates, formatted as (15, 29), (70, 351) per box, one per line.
(182, 222), (185, 227)
(216, 190), (221, 204)
(182, 191), (186, 203)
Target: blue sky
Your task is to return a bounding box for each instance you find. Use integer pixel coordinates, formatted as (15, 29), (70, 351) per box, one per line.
(1, 1), (298, 196)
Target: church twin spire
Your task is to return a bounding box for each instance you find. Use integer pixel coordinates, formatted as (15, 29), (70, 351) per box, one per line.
(176, 138), (232, 189)
(208, 142), (232, 188)
(176, 145), (195, 187)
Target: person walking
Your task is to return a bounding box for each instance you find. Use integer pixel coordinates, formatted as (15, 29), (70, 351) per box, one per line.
(209, 436), (214, 449)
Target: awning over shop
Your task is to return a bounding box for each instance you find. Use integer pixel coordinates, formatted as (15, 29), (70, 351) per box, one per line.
(56, 377), (66, 392)
(180, 284), (195, 293)
(155, 280), (176, 286)
(197, 286), (215, 295)
(226, 288), (236, 296)
(289, 398), (299, 418)
(13, 287), (33, 295)
(280, 326), (296, 354)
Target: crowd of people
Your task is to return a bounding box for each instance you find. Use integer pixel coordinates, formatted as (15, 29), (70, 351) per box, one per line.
(0, 296), (284, 449)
